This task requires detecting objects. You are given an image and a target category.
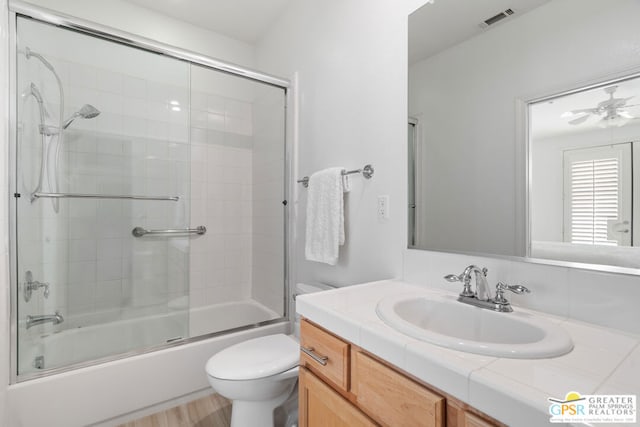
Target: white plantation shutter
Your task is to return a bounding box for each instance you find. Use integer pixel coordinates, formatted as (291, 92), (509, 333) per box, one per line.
(563, 144), (632, 246)
(568, 158), (619, 245)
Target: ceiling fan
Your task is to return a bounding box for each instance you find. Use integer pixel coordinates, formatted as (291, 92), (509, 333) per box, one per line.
(561, 85), (638, 127)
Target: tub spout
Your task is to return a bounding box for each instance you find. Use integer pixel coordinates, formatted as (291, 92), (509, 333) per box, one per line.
(26, 311), (64, 329)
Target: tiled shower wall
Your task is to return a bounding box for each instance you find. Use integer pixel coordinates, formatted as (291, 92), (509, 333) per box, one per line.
(188, 66), (255, 308)
(17, 18), (192, 331)
(17, 18), (286, 338)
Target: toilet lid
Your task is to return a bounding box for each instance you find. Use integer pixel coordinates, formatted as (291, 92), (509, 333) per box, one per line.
(206, 334), (299, 380)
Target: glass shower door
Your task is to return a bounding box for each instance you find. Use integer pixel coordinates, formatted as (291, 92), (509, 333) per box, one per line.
(15, 17), (191, 375)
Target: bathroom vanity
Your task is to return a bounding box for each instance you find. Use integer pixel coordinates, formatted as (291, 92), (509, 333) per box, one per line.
(299, 318), (502, 426)
(296, 280), (640, 427)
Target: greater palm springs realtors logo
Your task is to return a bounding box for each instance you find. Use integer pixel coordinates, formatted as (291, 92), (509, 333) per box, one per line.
(548, 391), (636, 423)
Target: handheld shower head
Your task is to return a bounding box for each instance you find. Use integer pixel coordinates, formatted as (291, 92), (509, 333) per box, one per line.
(62, 104), (101, 129)
(29, 82), (44, 104)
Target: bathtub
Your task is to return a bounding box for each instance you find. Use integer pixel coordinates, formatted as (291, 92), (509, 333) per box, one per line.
(19, 300), (281, 374)
(9, 300), (288, 427)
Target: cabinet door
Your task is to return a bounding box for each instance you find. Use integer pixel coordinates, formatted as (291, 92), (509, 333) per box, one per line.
(447, 401), (501, 427)
(464, 412), (496, 427)
(351, 351), (445, 427)
(299, 367), (376, 427)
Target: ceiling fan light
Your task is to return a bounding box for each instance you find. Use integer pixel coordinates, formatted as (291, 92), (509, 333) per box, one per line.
(560, 111), (574, 118)
(598, 114), (629, 128)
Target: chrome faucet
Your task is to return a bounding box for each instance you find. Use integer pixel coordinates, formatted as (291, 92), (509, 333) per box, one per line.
(26, 311), (64, 329)
(444, 265), (490, 299)
(445, 265), (530, 312)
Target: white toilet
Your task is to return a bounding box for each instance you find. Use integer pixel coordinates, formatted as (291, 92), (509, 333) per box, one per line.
(205, 333), (300, 427)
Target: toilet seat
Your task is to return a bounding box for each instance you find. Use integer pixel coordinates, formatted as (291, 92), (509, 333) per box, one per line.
(206, 334), (299, 381)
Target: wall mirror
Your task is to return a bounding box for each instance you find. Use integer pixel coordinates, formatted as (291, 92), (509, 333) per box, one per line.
(408, 0), (640, 272)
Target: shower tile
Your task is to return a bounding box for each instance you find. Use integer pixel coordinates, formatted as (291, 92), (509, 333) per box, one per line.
(97, 257), (123, 281)
(68, 261), (97, 284)
(97, 91), (123, 114)
(207, 95), (225, 115)
(123, 75), (146, 99)
(123, 117), (147, 139)
(97, 137), (124, 156)
(96, 200), (123, 218)
(147, 101), (169, 122)
(146, 120), (169, 140)
(94, 280), (123, 309)
(191, 109), (208, 129)
(206, 145), (226, 166)
(96, 69), (123, 94)
(191, 91), (208, 111)
(207, 129), (225, 145)
(65, 132), (97, 153)
(225, 116), (253, 137)
(69, 63), (97, 89)
(225, 133), (253, 150)
(146, 81), (170, 104)
(168, 85), (189, 107)
(68, 200), (97, 218)
(68, 218), (97, 239)
(190, 143), (207, 163)
(225, 99), (252, 119)
(97, 112), (123, 135)
(69, 239), (97, 262)
(206, 165), (224, 183)
(207, 112), (225, 131)
(191, 127), (207, 144)
(123, 98), (148, 120)
(97, 238), (124, 261)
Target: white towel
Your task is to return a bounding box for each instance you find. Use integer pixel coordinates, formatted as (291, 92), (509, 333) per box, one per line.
(305, 167), (348, 265)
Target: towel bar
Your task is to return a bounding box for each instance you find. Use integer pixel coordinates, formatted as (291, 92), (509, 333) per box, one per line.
(297, 164), (374, 188)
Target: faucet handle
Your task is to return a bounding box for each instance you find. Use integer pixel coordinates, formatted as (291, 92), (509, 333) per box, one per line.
(444, 273), (475, 297)
(497, 282), (530, 295)
(444, 274), (463, 282)
(494, 282), (530, 304)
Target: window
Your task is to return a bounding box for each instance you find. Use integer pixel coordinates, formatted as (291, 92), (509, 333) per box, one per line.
(563, 144), (632, 246)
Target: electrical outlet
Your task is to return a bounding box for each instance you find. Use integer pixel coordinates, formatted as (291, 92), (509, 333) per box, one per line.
(377, 195), (390, 220)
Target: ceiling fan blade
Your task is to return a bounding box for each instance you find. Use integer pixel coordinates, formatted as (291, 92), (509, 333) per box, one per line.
(569, 114), (591, 125)
(619, 111), (634, 119)
(563, 108), (598, 117)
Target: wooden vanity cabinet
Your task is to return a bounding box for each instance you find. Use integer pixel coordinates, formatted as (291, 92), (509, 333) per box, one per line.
(299, 319), (503, 427)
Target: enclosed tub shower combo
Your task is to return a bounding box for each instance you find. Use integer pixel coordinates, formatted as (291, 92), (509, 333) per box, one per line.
(9, 1), (290, 400)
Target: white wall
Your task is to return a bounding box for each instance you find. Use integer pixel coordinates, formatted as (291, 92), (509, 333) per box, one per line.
(408, 0), (640, 257)
(255, 0), (424, 288)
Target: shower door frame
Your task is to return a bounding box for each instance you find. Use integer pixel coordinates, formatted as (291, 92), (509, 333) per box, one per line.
(8, 0), (293, 383)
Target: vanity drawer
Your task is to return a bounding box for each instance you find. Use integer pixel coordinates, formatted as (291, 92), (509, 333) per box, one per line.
(300, 319), (350, 391)
(351, 350), (445, 427)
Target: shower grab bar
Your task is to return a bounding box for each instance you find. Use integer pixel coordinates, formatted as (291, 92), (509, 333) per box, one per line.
(132, 226), (207, 237)
(297, 164), (374, 188)
(32, 192), (179, 202)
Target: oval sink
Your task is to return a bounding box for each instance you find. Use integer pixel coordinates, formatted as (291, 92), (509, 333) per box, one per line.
(376, 293), (573, 359)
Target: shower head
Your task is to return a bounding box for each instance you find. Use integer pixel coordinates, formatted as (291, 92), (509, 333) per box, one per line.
(62, 104), (101, 129)
(29, 83), (44, 105)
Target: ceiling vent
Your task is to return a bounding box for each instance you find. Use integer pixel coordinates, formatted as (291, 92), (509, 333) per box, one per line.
(480, 8), (515, 28)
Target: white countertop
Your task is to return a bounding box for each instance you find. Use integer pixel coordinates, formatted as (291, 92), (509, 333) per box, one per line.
(296, 280), (640, 427)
